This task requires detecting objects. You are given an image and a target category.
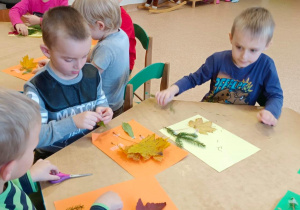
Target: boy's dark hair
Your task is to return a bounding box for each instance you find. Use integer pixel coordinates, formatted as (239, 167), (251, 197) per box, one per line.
(42, 6), (91, 49)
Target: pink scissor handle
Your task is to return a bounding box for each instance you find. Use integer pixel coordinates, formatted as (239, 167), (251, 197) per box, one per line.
(49, 172), (70, 184)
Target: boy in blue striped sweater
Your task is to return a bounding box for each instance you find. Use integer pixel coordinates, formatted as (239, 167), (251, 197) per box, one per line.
(24, 6), (113, 160)
(0, 88), (123, 210)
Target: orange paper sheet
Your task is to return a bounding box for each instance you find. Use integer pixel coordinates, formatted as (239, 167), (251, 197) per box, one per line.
(2, 56), (47, 81)
(54, 176), (177, 210)
(92, 120), (188, 177)
(92, 39), (98, 46)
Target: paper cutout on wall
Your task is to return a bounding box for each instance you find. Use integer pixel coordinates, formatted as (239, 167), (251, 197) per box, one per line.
(92, 119), (188, 177)
(54, 176), (177, 210)
(160, 115), (260, 172)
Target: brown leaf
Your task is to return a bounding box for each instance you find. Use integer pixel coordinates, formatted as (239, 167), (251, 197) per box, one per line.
(188, 118), (216, 135)
(136, 198), (166, 210)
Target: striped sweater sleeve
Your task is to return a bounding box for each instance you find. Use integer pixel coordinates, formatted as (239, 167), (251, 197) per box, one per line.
(0, 172), (37, 209)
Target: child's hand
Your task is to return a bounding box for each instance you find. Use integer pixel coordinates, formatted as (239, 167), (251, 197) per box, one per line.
(30, 159), (60, 182)
(155, 85), (179, 106)
(96, 107), (113, 124)
(257, 109), (277, 126)
(23, 14), (41, 26)
(15, 23), (28, 36)
(94, 191), (123, 210)
(73, 111), (102, 130)
(32, 59), (50, 74)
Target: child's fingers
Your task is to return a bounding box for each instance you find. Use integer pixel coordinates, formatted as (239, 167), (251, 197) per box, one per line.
(87, 111), (102, 122)
(48, 174), (61, 181)
(161, 94), (170, 106)
(49, 164), (59, 174)
(101, 116), (112, 124)
(157, 93), (165, 106)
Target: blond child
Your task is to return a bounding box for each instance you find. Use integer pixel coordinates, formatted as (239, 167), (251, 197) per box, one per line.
(73, 0), (129, 118)
(156, 7), (283, 126)
(24, 6), (113, 159)
(9, 0), (68, 36)
(0, 88), (122, 210)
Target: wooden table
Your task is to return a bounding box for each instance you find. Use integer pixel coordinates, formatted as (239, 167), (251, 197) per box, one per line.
(41, 98), (300, 209)
(0, 22), (44, 91)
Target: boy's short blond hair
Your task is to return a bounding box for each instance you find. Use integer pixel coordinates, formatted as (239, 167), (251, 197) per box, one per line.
(72, 0), (121, 32)
(42, 6), (91, 49)
(0, 88), (40, 166)
(231, 7), (275, 45)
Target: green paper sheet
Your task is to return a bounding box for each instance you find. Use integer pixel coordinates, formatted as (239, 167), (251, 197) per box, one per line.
(298, 169), (300, 174)
(160, 115), (260, 172)
(275, 191), (300, 210)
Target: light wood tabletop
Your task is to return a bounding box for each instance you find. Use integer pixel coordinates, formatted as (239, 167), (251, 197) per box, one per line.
(0, 22), (44, 91)
(41, 98), (300, 209)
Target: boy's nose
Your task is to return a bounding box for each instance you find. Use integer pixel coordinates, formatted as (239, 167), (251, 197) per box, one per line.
(241, 51), (248, 59)
(73, 60), (82, 70)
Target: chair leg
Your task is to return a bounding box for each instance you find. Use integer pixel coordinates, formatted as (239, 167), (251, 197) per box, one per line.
(160, 62), (170, 91)
(124, 84), (133, 112)
(144, 81), (151, 99)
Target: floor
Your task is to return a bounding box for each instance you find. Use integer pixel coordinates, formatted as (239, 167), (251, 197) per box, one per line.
(128, 0), (300, 115)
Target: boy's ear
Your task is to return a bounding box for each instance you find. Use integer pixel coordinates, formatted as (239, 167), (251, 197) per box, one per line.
(0, 161), (16, 182)
(40, 44), (51, 58)
(229, 33), (233, 44)
(265, 39), (272, 50)
(96, 21), (105, 31)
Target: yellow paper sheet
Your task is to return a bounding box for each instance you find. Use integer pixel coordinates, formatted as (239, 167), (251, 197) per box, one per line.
(160, 115), (260, 172)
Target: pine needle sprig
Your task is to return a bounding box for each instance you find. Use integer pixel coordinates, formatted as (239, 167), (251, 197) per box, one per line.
(180, 135), (205, 147)
(175, 136), (183, 148)
(177, 132), (198, 139)
(164, 127), (176, 136)
(164, 127), (205, 148)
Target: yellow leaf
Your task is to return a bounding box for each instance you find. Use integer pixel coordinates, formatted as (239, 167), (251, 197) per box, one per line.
(20, 55), (37, 72)
(188, 118), (216, 135)
(120, 134), (170, 161)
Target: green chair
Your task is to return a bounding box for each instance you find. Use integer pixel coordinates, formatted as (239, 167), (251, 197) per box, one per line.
(124, 62), (169, 112)
(133, 23), (153, 100)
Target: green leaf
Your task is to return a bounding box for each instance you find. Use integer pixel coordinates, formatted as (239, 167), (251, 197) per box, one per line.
(97, 121), (106, 127)
(122, 122), (134, 138)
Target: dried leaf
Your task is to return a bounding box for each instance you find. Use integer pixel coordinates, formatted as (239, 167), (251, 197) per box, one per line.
(136, 198), (166, 210)
(20, 55), (37, 72)
(122, 122), (134, 138)
(188, 118), (216, 135)
(66, 204), (84, 210)
(120, 134), (170, 161)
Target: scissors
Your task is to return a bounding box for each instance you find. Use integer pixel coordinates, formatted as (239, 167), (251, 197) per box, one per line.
(50, 172), (92, 184)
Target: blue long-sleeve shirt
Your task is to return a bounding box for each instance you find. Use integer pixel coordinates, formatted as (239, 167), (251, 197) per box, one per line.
(175, 50), (283, 118)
